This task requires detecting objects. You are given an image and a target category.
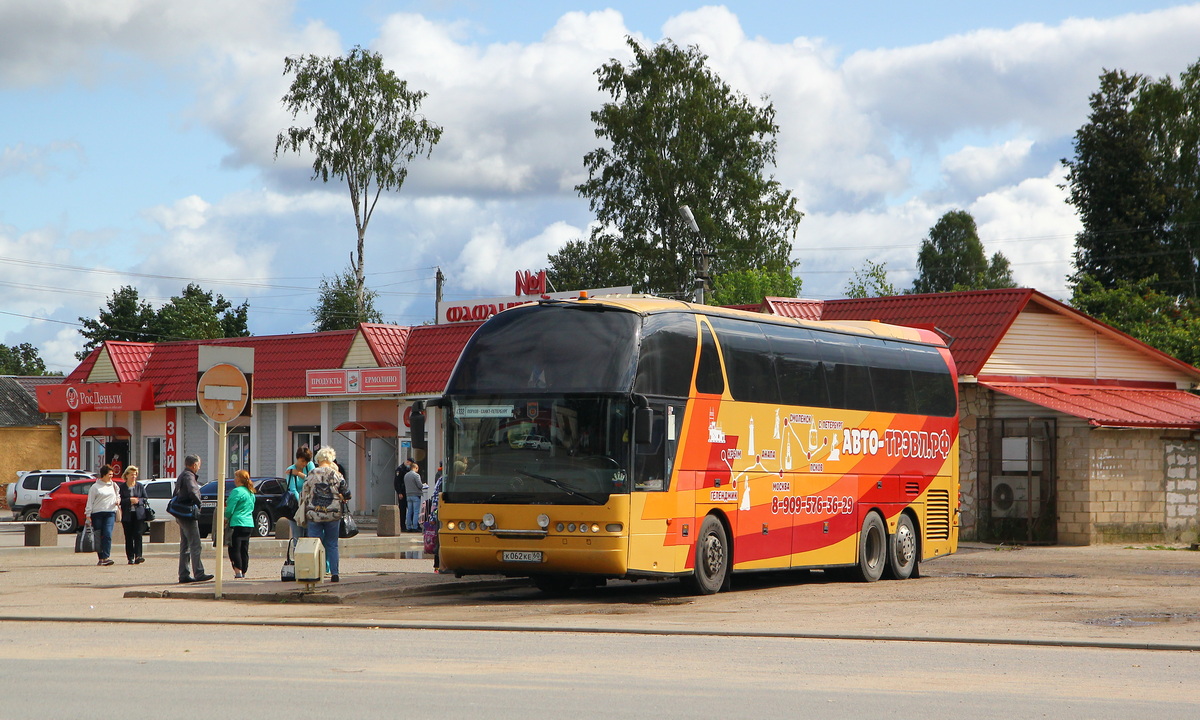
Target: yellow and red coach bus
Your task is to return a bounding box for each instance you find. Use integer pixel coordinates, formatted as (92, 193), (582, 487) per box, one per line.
(434, 295), (958, 594)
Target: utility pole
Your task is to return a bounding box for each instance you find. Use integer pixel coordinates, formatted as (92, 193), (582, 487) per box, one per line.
(679, 205), (708, 304)
(435, 267), (444, 324)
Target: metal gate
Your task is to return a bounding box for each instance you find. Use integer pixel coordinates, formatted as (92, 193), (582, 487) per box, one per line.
(977, 417), (1057, 544)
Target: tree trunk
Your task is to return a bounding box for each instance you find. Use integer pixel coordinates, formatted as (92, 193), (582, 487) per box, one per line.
(356, 227), (366, 321)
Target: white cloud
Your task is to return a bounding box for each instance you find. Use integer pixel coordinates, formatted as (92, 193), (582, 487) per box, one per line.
(0, 141), (85, 179)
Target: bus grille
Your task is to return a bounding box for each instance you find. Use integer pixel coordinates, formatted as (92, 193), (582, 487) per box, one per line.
(926, 489), (951, 540)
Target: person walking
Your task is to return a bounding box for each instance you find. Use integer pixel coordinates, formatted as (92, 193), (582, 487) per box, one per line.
(284, 446), (314, 550)
(173, 455), (212, 583)
(404, 461), (423, 532)
(298, 446), (351, 582)
(84, 465), (120, 566)
(225, 470), (256, 579)
(117, 465), (148, 564)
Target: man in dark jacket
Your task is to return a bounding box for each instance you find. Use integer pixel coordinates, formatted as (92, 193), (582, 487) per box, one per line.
(174, 455), (212, 583)
(394, 458), (411, 510)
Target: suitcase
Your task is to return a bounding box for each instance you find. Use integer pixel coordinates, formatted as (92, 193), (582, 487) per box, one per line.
(75, 526), (96, 554)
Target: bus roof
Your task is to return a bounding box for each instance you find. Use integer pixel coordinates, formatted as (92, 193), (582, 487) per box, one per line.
(539, 294), (948, 348)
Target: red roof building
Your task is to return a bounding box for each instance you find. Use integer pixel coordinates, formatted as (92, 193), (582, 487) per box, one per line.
(761, 289), (1200, 546)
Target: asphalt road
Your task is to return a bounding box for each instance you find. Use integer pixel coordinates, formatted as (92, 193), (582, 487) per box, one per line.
(2, 621), (1196, 720)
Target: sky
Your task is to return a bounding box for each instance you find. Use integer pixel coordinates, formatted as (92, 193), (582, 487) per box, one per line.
(3, 1), (1200, 374)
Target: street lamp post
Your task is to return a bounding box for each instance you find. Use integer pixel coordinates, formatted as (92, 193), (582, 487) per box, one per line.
(679, 205), (708, 303)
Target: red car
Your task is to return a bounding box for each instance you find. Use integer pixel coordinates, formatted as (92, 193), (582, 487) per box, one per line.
(38, 478), (102, 533)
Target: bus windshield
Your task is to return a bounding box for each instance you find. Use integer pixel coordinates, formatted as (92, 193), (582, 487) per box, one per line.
(446, 304), (640, 394)
(444, 396), (631, 505)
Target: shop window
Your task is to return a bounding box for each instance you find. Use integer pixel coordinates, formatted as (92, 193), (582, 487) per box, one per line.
(293, 430), (321, 457)
(226, 429), (250, 479)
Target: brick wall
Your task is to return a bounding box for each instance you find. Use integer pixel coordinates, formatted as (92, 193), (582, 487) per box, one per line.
(957, 384), (991, 540)
(1164, 439), (1200, 544)
(0, 425), (63, 510)
(1085, 429), (1194, 544)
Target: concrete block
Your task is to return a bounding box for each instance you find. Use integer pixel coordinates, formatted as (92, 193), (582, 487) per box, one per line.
(276, 517), (292, 539)
(377, 504), (402, 536)
(148, 519), (179, 544)
(23, 522), (56, 547)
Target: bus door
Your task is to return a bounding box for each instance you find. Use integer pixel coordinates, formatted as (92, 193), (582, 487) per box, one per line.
(627, 402), (686, 575)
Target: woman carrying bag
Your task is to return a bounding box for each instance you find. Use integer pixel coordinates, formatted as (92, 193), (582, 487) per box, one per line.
(84, 465), (120, 566)
(297, 446), (351, 583)
(117, 465), (148, 564)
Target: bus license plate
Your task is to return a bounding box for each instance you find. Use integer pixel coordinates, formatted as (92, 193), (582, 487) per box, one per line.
(502, 551), (543, 563)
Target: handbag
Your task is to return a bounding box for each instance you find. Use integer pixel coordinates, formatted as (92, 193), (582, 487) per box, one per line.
(275, 484), (299, 517)
(339, 511), (359, 539)
(75, 526), (96, 553)
(281, 542), (296, 581)
(143, 504), (156, 522)
(167, 495), (199, 519)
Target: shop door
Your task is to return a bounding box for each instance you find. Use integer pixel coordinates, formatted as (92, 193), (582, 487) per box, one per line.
(977, 418), (1057, 544)
(367, 438), (398, 516)
(105, 441), (130, 475)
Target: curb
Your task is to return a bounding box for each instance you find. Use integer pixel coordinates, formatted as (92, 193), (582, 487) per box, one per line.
(1, 614), (1196, 653)
(122, 576), (524, 603)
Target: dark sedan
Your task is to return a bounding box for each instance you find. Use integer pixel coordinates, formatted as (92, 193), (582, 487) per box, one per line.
(197, 477), (289, 538)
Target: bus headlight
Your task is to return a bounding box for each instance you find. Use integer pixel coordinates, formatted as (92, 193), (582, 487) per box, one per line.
(591, 524), (600, 533)
(447, 521), (457, 531)
(468, 521), (478, 530)
(536, 514), (550, 529)
(556, 522), (565, 532)
(482, 513), (496, 529)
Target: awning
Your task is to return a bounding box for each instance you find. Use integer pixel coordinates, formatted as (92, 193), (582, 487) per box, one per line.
(333, 421), (398, 438)
(981, 382), (1200, 429)
(81, 427), (132, 437)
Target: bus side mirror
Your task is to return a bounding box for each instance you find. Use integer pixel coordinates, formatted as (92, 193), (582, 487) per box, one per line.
(635, 407), (654, 444)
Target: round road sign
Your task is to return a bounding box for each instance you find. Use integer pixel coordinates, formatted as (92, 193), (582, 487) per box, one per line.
(196, 363), (249, 422)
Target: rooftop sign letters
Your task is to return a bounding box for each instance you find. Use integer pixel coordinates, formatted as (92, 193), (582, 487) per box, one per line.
(436, 269), (633, 325)
(306, 367), (405, 396)
(37, 382), (156, 413)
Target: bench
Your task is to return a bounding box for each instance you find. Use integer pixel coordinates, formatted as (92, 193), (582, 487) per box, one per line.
(22, 522), (57, 547)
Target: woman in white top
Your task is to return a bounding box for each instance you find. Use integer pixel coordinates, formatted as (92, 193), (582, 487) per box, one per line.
(84, 465), (121, 566)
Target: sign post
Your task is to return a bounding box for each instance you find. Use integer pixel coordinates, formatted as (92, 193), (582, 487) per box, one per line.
(197, 360), (250, 600)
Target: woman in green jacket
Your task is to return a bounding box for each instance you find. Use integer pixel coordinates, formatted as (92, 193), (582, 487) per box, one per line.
(225, 470), (256, 578)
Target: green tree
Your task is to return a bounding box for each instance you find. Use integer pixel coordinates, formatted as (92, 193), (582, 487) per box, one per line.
(0, 343), (54, 375)
(544, 237), (625, 292)
(1063, 62), (1200, 296)
(1071, 274), (1200, 366)
(149, 283), (249, 341)
(844, 260), (898, 299)
(911, 210), (1015, 293)
(276, 46), (442, 318)
(77, 286), (156, 359)
(312, 265), (384, 331)
(77, 284), (249, 359)
(554, 37), (802, 297)
(708, 268), (801, 306)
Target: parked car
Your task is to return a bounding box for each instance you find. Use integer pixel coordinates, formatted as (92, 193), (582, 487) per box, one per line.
(37, 478), (98, 533)
(7, 470), (93, 521)
(140, 478), (176, 520)
(37, 477), (176, 533)
(198, 477), (288, 538)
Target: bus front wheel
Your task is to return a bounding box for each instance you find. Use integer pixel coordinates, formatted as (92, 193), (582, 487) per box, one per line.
(855, 512), (886, 582)
(686, 515), (730, 595)
(885, 513), (918, 580)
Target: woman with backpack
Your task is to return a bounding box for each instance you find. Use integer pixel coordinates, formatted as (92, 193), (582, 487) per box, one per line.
(297, 446), (351, 582)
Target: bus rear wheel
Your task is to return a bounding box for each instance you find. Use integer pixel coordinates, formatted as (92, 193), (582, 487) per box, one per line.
(855, 512), (886, 582)
(686, 515), (730, 595)
(885, 513), (918, 580)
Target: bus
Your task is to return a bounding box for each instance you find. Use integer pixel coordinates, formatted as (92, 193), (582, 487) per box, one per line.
(432, 295), (959, 594)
